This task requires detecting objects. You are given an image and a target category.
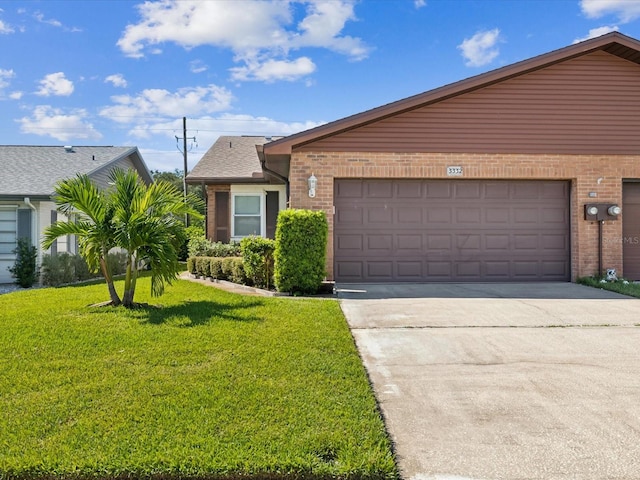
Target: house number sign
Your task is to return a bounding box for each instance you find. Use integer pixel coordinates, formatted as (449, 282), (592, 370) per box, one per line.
(447, 166), (463, 176)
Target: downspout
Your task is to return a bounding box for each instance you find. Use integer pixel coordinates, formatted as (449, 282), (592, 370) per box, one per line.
(23, 197), (37, 243)
(23, 197), (39, 278)
(257, 146), (290, 206)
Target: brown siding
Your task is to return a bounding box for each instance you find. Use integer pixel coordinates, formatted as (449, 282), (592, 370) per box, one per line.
(298, 52), (640, 155)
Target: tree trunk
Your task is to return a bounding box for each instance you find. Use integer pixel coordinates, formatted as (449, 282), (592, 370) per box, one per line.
(122, 253), (138, 308)
(99, 256), (121, 306)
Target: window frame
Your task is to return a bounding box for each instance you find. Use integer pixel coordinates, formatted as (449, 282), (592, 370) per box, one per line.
(231, 193), (264, 238)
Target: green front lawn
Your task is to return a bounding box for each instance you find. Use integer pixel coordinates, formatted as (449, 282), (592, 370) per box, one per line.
(0, 278), (397, 480)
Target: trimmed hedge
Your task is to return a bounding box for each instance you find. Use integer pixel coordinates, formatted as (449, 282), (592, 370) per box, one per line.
(188, 256), (246, 284)
(241, 236), (275, 289)
(41, 252), (128, 287)
(274, 209), (328, 294)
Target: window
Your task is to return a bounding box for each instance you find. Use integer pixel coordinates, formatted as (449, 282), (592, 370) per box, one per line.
(233, 194), (262, 237)
(0, 208), (17, 255)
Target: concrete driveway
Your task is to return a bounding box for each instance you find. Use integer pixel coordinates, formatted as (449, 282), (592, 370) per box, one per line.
(337, 283), (640, 480)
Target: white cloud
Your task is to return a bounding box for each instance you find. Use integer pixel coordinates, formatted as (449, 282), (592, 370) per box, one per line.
(0, 19), (14, 34)
(414, 0), (427, 8)
(9, 91), (23, 100)
(189, 60), (208, 73)
(230, 56), (316, 82)
(117, 0), (369, 82)
(581, 0), (640, 22)
(34, 11), (62, 27)
(573, 25), (619, 43)
(99, 84), (234, 122)
(0, 68), (15, 90)
(33, 11), (81, 32)
(458, 28), (502, 67)
(17, 105), (102, 141)
(105, 73), (128, 88)
(35, 72), (74, 96)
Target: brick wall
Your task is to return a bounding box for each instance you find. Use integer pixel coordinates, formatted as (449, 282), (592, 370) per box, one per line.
(289, 151), (640, 281)
(205, 184), (230, 241)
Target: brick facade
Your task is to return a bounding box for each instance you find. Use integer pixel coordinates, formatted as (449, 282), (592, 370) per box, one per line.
(289, 151), (640, 281)
(205, 184), (230, 241)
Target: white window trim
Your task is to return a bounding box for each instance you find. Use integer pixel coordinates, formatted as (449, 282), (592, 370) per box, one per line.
(229, 185), (287, 240)
(231, 193), (264, 239)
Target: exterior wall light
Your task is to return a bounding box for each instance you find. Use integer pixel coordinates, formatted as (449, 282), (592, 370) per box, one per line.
(308, 174), (317, 198)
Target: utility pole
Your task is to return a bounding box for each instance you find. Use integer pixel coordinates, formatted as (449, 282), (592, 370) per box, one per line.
(175, 116), (196, 226)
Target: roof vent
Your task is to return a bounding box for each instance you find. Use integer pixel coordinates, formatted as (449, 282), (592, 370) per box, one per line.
(64, 145), (74, 152)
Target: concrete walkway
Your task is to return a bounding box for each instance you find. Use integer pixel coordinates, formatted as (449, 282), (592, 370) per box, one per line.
(338, 283), (640, 480)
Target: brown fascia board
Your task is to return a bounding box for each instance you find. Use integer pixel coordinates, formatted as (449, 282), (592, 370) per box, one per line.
(263, 32), (640, 156)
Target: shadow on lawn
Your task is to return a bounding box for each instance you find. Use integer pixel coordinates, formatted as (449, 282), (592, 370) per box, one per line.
(140, 299), (266, 327)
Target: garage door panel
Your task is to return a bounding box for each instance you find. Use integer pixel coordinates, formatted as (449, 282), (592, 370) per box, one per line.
(428, 208), (452, 223)
(486, 234), (510, 250)
(366, 181), (393, 198)
(334, 179), (570, 282)
(455, 183), (481, 198)
(398, 208), (422, 223)
(485, 208), (510, 223)
(397, 234), (422, 251)
(336, 207), (363, 225)
(426, 183), (451, 198)
(396, 181), (422, 198)
(456, 208), (481, 224)
(367, 234), (392, 251)
(397, 261), (423, 278)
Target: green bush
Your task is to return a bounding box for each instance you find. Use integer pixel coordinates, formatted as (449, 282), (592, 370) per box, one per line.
(41, 253), (74, 286)
(8, 238), (39, 288)
(241, 236), (275, 289)
(274, 209), (328, 294)
(186, 257), (196, 274)
(230, 257), (248, 284)
(41, 252), (128, 286)
(188, 235), (241, 258)
(210, 257), (223, 279)
(196, 257), (211, 277)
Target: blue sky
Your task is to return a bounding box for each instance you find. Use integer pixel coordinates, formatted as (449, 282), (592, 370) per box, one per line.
(2, 0), (640, 172)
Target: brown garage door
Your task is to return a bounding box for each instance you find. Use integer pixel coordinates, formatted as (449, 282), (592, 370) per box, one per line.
(334, 179), (570, 282)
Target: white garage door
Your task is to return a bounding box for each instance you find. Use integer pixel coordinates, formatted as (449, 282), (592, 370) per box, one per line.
(0, 207), (17, 284)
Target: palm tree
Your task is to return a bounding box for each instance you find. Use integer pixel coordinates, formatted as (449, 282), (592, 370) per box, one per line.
(43, 169), (202, 308)
(109, 168), (201, 307)
(43, 174), (122, 305)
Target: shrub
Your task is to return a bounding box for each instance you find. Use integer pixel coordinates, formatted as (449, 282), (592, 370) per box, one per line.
(41, 253), (74, 286)
(241, 236), (275, 289)
(40, 252), (128, 287)
(274, 209), (328, 294)
(186, 257), (196, 274)
(9, 238), (39, 288)
(210, 258), (223, 279)
(196, 257), (211, 277)
(188, 236), (213, 257)
(210, 241), (241, 257)
(229, 257), (247, 284)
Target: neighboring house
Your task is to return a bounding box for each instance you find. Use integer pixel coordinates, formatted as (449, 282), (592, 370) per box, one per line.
(187, 136), (287, 242)
(0, 145), (152, 284)
(191, 32), (640, 283)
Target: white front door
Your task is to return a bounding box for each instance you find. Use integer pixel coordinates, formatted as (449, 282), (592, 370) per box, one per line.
(0, 207), (17, 284)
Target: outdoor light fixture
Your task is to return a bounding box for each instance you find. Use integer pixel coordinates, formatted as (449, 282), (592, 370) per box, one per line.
(308, 173), (317, 198)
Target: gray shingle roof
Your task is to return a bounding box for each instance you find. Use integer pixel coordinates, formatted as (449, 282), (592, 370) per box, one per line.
(187, 136), (280, 181)
(0, 145), (146, 196)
